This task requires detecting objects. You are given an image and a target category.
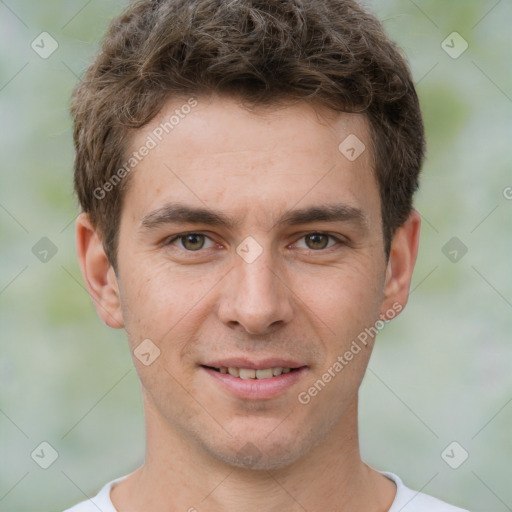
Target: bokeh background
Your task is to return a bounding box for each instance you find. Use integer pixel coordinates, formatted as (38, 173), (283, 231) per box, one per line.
(1, 0), (511, 510)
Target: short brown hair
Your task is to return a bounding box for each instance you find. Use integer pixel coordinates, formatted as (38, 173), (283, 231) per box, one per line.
(71, 0), (425, 270)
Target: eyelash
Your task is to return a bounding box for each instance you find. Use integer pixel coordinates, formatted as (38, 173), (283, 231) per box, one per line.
(164, 231), (346, 253)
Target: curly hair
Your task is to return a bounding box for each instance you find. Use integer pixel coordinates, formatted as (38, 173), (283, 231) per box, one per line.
(71, 0), (425, 270)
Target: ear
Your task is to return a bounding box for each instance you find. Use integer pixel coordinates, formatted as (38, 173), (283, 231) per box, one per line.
(75, 212), (124, 329)
(380, 209), (421, 318)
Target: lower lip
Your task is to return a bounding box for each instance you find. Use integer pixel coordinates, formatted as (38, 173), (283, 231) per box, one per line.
(201, 366), (308, 400)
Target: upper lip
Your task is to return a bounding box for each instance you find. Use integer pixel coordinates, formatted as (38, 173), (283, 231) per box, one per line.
(201, 358), (307, 370)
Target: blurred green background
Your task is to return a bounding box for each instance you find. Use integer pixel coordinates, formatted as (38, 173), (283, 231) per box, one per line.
(0, 1), (511, 510)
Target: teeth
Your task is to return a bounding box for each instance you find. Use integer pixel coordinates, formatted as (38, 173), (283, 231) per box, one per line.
(256, 368), (273, 379)
(239, 368), (256, 379)
(222, 367), (292, 379)
(228, 367), (239, 377)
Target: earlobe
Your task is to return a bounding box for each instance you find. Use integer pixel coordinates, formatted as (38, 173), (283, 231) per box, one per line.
(381, 209), (421, 318)
(75, 212), (124, 329)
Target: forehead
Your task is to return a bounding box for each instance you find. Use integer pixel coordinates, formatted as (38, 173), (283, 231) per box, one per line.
(121, 94), (379, 230)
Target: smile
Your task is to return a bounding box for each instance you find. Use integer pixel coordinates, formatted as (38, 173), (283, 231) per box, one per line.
(201, 365), (308, 400)
(203, 366), (299, 379)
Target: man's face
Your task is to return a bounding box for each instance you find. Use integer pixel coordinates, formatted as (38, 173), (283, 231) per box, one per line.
(102, 95), (404, 469)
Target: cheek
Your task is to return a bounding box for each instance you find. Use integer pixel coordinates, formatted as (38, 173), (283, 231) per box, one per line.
(118, 261), (215, 351)
(292, 259), (384, 340)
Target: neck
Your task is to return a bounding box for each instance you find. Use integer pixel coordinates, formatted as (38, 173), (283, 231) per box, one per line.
(111, 394), (395, 512)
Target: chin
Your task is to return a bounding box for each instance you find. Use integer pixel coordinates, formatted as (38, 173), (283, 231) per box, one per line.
(203, 429), (312, 472)
(228, 444), (303, 471)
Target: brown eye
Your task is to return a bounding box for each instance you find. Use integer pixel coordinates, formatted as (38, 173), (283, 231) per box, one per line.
(293, 232), (343, 252)
(168, 233), (215, 251)
(304, 233), (330, 250)
(180, 233), (205, 251)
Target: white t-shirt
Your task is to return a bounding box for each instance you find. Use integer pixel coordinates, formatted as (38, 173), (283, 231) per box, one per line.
(63, 471), (470, 511)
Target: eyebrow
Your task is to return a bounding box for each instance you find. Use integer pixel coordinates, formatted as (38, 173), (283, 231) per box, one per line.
(140, 202), (367, 232)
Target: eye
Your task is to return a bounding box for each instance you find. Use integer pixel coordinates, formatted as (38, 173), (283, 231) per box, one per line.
(294, 232), (342, 251)
(167, 232), (216, 251)
(165, 231), (345, 254)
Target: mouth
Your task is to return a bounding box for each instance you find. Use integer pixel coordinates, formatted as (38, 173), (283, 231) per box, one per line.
(201, 365), (304, 380)
(200, 364), (308, 400)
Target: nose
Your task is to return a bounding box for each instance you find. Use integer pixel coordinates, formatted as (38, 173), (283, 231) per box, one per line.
(217, 246), (294, 335)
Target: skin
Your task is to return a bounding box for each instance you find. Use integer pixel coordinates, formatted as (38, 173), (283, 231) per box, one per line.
(76, 94), (420, 512)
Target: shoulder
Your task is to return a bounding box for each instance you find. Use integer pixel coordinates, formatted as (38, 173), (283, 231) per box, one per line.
(383, 471), (471, 512)
(62, 474), (129, 512)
